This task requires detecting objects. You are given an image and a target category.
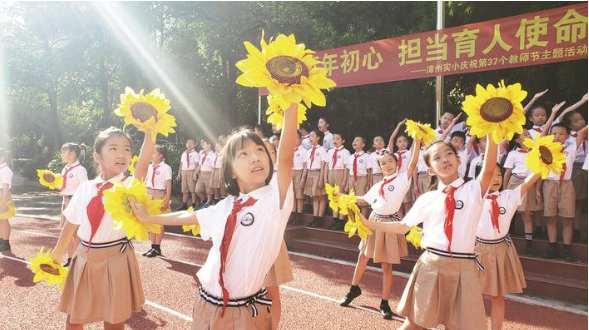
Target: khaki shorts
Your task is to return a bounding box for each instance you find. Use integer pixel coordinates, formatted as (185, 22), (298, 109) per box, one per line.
(348, 175), (368, 195)
(181, 170), (196, 193)
(292, 169), (304, 200)
(196, 171), (213, 195)
(543, 180), (575, 218)
(572, 164), (588, 200)
(416, 172), (432, 198)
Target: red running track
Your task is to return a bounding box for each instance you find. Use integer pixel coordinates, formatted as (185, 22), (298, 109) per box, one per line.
(0, 216), (587, 329)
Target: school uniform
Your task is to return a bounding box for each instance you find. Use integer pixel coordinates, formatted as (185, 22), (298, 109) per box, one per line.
(292, 146), (305, 200)
(504, 148), (543, 212)
(211, 153), (223, 189)
(263, 240), (294, 287)
(59, 161), (89, 226)
(180, 149), (199, 193)
(192, 176), (293, 330)
(370, 148), (389, 184)
(394, 149), (414, 203)
(322, 131), (334, 151)
(304, 145), (327, 197)
(347, 151), (371, 195)
(475, 186), (527, 296)
(398, 178), (486, 330)
(568, 131), (588, 201)
(457, 149), (469, 179)
(145, 161), (173, 212)
(543, 141), (577, 218)
(435, 122), (464, 141)
(467, 147), (505, 179)
(60, 173), (144, 324)
(415, 149), (431, 198)
(196, 150), (215, 196)
(528, 124), (545, 141)
(301, 134), (312, 150)
(359, 173), (411, 264)
(0, 164), (15, 220)
(326, 146), (350, 191)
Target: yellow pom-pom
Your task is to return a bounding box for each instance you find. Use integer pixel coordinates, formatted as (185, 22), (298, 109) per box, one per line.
(406, 226), (424, 249)
(405, 120), (437, 145)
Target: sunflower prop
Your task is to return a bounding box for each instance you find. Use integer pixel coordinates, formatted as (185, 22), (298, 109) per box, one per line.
(406, 226), (424, 249)
(266, 95), (308, 129)
(29, 247), (68, 290)
(128, 155), (139, 175)
(103, 178), (163, 241)
(405, 120), (436, 145)
(522, 136), (567, 179)
(325, 183), (341, 212)
(325, 184), (372, 240)
(0, 201), (16, 220)
(37, 170), (63, 190)
(462, 80), (527, 144)
(181, 206), (200, 235)
(115, 87), (177, 142)
(236, 32), (336, 111)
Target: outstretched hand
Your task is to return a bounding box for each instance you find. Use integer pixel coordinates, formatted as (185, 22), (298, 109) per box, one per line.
(534, 89), (549, 100)
(128, 196), (150, 222)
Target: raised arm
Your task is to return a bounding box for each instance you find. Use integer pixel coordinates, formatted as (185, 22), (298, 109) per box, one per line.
(387, 119), (407, 150)
(557, 93), (587, 123)
(129, 197), (198, 226)
(575, 126), (588, 149)
(541, 101), (566, 137)
(519, 173), (542, 198)
(277, 103), (297, 208)
(523, 89), (549, 114)
(406, 137), (422, 178)
(440, 113), (463, 141)
(133, 130), (155, 182)
(479, 135), (498, 197)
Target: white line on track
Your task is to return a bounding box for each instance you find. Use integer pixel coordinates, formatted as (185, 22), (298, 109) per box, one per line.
(11, 217), (589, 317)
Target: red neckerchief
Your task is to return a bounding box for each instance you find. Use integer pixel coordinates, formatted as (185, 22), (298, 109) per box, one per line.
(331, 147), (343, 170)
(309, 146), (318, 169)
(396, 150), (407, 171)
(86, 176), (126, 247)
(150, 163), (160, 188)
(441, 180), (465, 252)
(185, 149), (193, 168)
(379, 174), (398, 200)
(60, 163), (80, 191)
(486, 193), (501, 233)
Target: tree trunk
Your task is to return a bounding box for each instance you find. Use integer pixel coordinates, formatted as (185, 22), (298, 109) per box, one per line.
(97, 52), (110, 129)
(47, 81), (62, 150)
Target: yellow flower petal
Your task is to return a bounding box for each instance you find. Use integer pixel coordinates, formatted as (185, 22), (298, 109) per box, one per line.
(37, 169), (63, 190)
(29, 247), (68, 290)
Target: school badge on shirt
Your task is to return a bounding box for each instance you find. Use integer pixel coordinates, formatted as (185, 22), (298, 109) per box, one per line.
(241, 212), (255, 226)
(455, 200), (464, 210)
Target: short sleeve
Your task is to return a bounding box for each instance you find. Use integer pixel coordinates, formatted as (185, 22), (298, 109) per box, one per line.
(468, 160), (477, 179)
(63, 189), (82, 225)
(79, 168), (89, 182)
(0, 170), (12, 187)
(508, 185), (524, 209)
(363, 183), (379, 205)
(164, 165), (173, 181)
(503, 152), (515, 169)
(402, 194), (428, 227)
(366, 155), (373, 169)
(196, 201), (225, 241)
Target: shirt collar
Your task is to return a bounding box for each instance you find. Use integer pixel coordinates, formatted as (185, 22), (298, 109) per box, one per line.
(237, 182), (272, 202)
(354, 151), (364, 156)
(437, 177), (464, 191)
(97, 172), (125, 184)
(487, 190), (500, 197)
(69, 160), (80, 168)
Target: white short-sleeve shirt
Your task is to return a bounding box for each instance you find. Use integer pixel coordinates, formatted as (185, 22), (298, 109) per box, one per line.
(568, 131), (587, 164)
(370, 149), (390, 175)
(363, 173), (411, 215)
(213, 153), (223, 170)
(305, 146), (326, 170)
(476, 186), (523, 240)
(200, 150), (216, 172)
(145, 161), (173, 190)
(195, 176), (294, 298)
(457, 149), (469, 179)
(394, 149), (410, 174)
(416, 149), (428, 173)
(292, 146), (305, 170)
(0, 164), (13, 189)
(63, 173), (131, 243)
(503, 149), (531, 178)
(347, 151), (372, 176)
(60, 161), (89, 196)
(327, 147), (350, 170)
(547, 141), (577, 181)
(403, 178), (484, 253)
(528, 125), (544, 141)
(435, 122), (464, 141)
(583, 154), (588, 170)
(322, 131), (333, 151)
(180, 150), (199, 171)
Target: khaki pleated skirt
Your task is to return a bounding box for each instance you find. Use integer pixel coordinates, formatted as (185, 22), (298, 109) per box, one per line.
(292, 169), (304, 200)
(358, 213), (408, 264)
(415, 172), (431, 197)
(327, 169), (347, 190)
(397, 251), (487, 330)
(264, 240), (294, 287)
(507, 176), (543, 212)
(191, 290), (272, 330)
(59, 243), (145, 324)
(475, 240), (526, 296)
(304, 170), (325, 196)
(403, 181), (414, 203)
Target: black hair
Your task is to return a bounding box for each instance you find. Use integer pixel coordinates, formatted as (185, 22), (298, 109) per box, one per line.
(310, 130), (324, 145)
(332, 132), (345, 140)
(376, 150), (398, 171)
(61, 142), (82, 159)
(475, 162), (503, 190)
(450, 131), (466, 141)
(296, 131), (302, 139)
(528, 105), (547, 118)
(423, 140), (458, 190)
(318, 117), (330, 125)
(563, 111), (582, 127)
(550, 122), (571, 134)
(93, 127), (133, 174)
(154, 144), (168, 160)
(299, 122), (311, 134)
(222, 129), (273, 196)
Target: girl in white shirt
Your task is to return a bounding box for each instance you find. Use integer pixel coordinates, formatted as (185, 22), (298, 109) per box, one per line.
(362, 135), (497, 330)
(473, 162), (540, 330)
(59, 143), (89, 267)
(211, 142), (227, 203)
(0, 148), (14, 251)
(129, 104), (297, 330)
(50, 127), (154, 329)
(325, 132), (350, 230)
(303, 130), (328, 228)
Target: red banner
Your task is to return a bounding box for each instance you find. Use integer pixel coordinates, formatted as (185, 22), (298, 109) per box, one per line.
(260, 3), (587, 94)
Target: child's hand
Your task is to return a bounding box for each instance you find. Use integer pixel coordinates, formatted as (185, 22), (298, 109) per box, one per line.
(452, 113), (463, 123)
(318, 180), (324, 189)
(176, 173), (181, 181)
(533, 89), (549, 100)
(50, 251), (62, 266)
(582, 93), (588, 103)
(128, 196), (151, 223)
(398, 118), (408, 127)
(551, 101), (566, 116)
(535, 190), (542, 204)
(413, 186), (419, 196)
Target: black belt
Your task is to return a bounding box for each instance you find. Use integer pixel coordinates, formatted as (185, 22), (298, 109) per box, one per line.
(198, 286), (272, 317)
(81, 237), (134, 253)
(476, 234), (512, 246)
(510, 174), (526, 180)
(427, 247), (484, 271)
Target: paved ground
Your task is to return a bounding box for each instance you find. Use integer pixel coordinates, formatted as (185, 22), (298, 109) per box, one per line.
(1, 182), (587, 329)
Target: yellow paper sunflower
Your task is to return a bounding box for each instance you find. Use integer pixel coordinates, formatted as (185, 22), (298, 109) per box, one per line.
(325, 183), (341, 213)
(236, 32), (336, 110)
(182, 206), (200, 236)
(344, 215), (373, 241)
(522, 136), (567, 179)
(406, 226), (424, 249)
(103, 178), (163, 241)
(0, 201), (16, 220)
(266, 95), (307, 129)
(37, 169), (63, 190)
(405, 120), (436, 145)
(29, 247), (68, 290)
(128, 155), (139, 175)
(462, 80), (527, 144)
(328, 187), (373, 240)
(115, 87), (177, 142)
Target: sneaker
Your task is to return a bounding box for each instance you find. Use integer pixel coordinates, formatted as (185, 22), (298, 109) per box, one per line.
(62, 258), (72, 268)
(288, 213), (298, 225)
(562, 248), (574, 262)
(525, 247), (536, 256)
(542, 245), (559, 259)
(142, 248), (153, 256)
(327, 219), (339, 230)
(334, 220), (346, 231)
(290, 214), (302, 226)
(380, 301), (394, 320)
(0, 241), (10, 252)
(306, 217), (319, 228)
(196, 201), (210, 210)
(174, 203), (188, 212)
(313, 217), (324, 228)
(145, 249), (162, 258)
(340, 285), (362, 307)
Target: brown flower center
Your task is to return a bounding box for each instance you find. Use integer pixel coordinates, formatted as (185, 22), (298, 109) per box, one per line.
(43, 173), (55, 183)
(266, 55), (309, 85)
(40, 263), (60, 275)
(480, 97), (513, 123)
(130, 102), (158, 123)
(539, 146), (553, 165)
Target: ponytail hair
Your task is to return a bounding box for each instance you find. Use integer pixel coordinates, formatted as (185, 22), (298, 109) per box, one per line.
(61, 142), (82, 159)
